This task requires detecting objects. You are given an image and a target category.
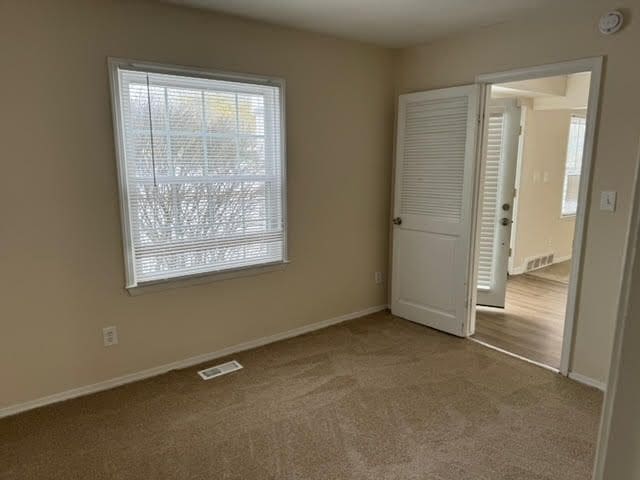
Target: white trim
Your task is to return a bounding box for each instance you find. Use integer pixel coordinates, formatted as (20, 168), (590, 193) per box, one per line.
(470, 337), (559, 373)
(568, 372), (607, 392)
(107, 57), (288, 289)
(560, 57), (602, 376)
(476, 57), (602, 84)
(472, 56), (604, 377)
(128, 260), (290, 296)
(509, 264), (526, 275)
(467, 83), (489, 335)
(592, 138), (640, 480)
(507, 103), (527, 275)
(509, 253), (572, 276)
(0, 305), (388, 419)
(110, 57), (283, 87)
(554, 254), (572, 264)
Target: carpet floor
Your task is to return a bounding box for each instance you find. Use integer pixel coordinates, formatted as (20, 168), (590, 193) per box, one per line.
(1, 311), (602, 480)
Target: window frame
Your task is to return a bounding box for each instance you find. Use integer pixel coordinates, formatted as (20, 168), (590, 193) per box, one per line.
(108, 58), (288, 292)
(561, 114), (586, 218)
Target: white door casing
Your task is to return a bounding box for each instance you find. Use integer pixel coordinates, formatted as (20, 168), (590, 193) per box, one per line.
(391, 85), (480, 337)
(476, 98), (521, 308)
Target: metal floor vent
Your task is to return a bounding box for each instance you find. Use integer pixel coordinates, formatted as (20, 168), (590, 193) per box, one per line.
(525, 253), (555, 272)
(198, 360), (243, 380)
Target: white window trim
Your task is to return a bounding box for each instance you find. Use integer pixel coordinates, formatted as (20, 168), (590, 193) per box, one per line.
(560, 114), (586, 219)
(108, 58), (288, 293)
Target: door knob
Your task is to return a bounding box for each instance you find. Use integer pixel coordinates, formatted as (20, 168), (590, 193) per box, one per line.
(392, 217), (402, 225)
(500, 217), (513, 226)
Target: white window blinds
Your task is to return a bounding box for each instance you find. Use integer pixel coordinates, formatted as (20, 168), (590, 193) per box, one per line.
(477, 111), (505, 291)
(562, 115), (586, 217)
(111, 63), (286, 287)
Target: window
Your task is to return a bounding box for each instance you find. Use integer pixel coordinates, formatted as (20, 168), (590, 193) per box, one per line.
(109, 60), (286, 288)
(561, 115), (586, 217)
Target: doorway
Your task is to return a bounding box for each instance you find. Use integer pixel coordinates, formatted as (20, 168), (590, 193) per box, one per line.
(390, 57), (602, 377)
(470, 63), (598, 372)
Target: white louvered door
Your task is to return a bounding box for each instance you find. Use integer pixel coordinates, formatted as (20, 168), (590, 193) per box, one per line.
(391, 85), (480, 337)
(476, 99), (521, 308)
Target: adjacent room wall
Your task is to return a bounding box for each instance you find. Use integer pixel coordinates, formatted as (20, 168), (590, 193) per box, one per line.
(0, 0), (394, 409)
(396, 1), (640, 384)
(511, 108), (578, 272)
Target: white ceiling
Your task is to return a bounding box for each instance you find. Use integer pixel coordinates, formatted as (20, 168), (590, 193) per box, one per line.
(165, 0), (597, 47)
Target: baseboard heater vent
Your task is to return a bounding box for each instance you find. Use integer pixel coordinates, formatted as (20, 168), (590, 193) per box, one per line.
(525, 253), (555, 272)
(198, 360), (243, 380)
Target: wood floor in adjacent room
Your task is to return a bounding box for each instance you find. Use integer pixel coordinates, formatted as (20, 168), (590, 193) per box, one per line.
(1, 310), (601, 480)
(474, 262), (570, 369)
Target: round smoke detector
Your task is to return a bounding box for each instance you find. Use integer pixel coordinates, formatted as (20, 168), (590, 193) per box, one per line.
(599, 10), (624, 35)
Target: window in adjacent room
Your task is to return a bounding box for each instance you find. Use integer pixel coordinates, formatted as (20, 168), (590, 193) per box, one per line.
(561, 115), (586, 217)
(109, 60), (286, 288)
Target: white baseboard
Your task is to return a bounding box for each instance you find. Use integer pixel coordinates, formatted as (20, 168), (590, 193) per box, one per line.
(509, 265), (526, 275)
(509, 254), (572, 276)
(555, 254), (572, 264)
(0, 304), (388, 419)
(569, 371), (607, 391)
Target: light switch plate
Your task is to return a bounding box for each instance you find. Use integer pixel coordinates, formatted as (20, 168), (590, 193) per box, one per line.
(600, 191), (616, 212)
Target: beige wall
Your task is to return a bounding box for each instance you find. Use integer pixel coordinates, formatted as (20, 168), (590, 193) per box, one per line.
(3, 0), (639, 410)
(596, 152), (640, 480)
(0, 0), (394, 409)
(599, 255), (640, 477)
(511, 108), (577, 271)
(396, 2), (640, 383)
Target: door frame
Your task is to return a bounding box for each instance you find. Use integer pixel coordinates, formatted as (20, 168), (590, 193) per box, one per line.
(507, 103), (528, 275)
(471, 57), (604, 375)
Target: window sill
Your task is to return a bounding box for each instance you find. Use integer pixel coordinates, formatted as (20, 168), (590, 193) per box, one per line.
(126, 260), (290, 296)
(560, 214), (577, 220)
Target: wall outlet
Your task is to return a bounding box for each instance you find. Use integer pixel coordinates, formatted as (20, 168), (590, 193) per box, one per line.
(103, 326), (118, 347)
(374, 271), (384, 284)
(533, 171), (541, 184)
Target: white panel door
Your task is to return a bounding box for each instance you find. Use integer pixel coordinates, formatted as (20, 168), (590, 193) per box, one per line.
(476, 99), (521, 308)
(391, 85), (480, 337)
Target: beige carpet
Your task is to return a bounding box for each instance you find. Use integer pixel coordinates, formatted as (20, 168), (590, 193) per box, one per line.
(1, 311), (602, 480)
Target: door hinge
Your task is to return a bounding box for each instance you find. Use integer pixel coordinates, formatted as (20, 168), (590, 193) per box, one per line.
(518, 125), (523, 136)
(513, 187), (518, 199)
(509, 247), (512, 257)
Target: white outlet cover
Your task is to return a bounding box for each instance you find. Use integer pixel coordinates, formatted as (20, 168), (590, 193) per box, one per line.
(103, 326), (118, 346)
